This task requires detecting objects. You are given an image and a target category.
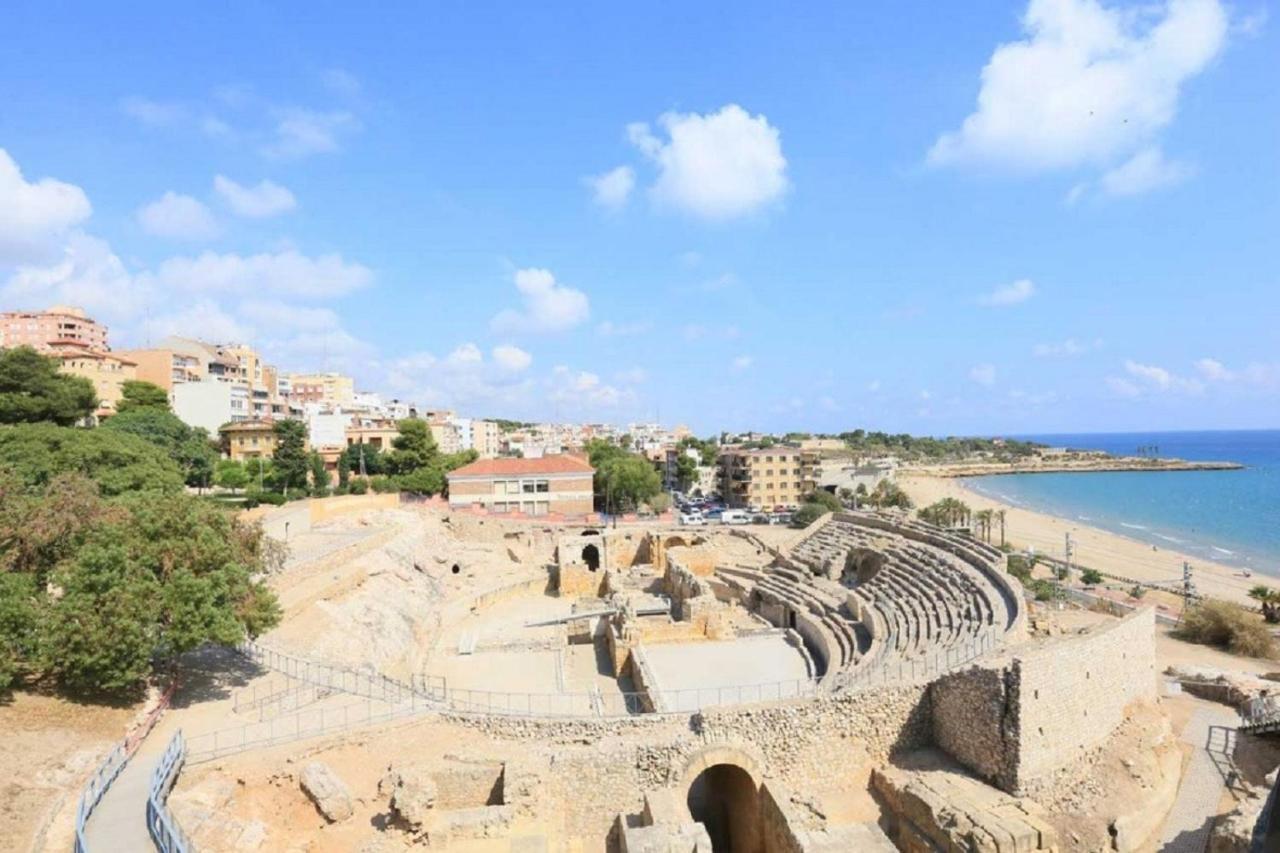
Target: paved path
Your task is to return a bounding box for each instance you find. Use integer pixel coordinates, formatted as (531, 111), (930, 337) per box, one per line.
(1159, 704), (1240, 853)
(81, 727), (168, 852)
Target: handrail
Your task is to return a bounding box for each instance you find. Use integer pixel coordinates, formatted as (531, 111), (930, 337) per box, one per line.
(74, 679), (176, 853)
(146, 730), (193, 852)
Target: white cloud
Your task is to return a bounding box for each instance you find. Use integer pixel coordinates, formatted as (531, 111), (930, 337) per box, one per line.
(1109, 358), (1205, 394)
(628, 104), (788, 219)
(2, 232), (144, 322)
(597, 320), (651, 337)
(1106, 376), (1142, 397)
(146, 249), (372, 298)
(213, 175), (297, 218)
(587, 166), (635, 209)
(928, 0), (1228, 185)
(136, 192), (221, 241)
(120, 96), (186, 127)
(1124, 359), (1175, 388)
(491, 267), (590, 334)
(547, 366), (632, 408)
(492, 344), (533, 372)
(615, 367), (648, 384)
(1098, 146), (1193, 196)
(263, 109), (359, 158)
(1194, 357), (1232, 381)
(731, 355), (754, 371)
(979, 278), (1036, 306)
(237, 299), (340, 332)
(969, 363), (998, 386)
(0, 149), (92, 264)
(142, 299), (253, 344)
(1033, 337), (1102, 357)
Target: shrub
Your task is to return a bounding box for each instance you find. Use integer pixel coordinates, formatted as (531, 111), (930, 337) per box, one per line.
(1176, 600), (1277, 659)
(370, 476), (398, 494)
(1081, 568), (1104, 585)
(246, 490), (286, 507)
(1031, 579), (1057, 602)
(791, 503), (828, 528)
(348, 478), (369, 495)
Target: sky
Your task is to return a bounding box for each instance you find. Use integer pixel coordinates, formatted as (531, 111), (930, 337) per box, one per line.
(1, 0), (1277, 436)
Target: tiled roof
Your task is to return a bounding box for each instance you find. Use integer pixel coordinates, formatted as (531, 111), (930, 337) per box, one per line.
(448, 454), (594, 478)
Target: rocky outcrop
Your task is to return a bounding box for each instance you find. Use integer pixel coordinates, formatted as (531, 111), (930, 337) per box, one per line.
(872, 766), (1058, 852)
(380, 764), (438, 829)
(299, 761), (353, 823)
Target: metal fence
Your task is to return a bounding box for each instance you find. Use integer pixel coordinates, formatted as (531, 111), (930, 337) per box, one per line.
(829, 625), (1001, 693)
(146, 730), (193, 852)
(187, 694), (431, 763)
(73, 741), (130, 853)
(236, 640), (429, 704)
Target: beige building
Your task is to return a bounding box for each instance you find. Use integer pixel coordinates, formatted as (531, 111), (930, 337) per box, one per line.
(286, 372), (355, 408)
(718, 447), (815, 510)
(116, 348), (204, 391)
(221, 420), (279, 461)
(471, 419), (501, 459)
(0, 305), (108, 353)
(57, 347), (137, 418)
(447, 455), (595, 516)
(346, 423), (400, 451)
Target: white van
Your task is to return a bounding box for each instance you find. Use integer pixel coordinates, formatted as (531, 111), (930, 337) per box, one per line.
(720, 509), (751, 525)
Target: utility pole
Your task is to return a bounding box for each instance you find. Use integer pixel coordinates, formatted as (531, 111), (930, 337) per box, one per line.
(1181, 561), (1195, 619)
(1058, 532), (1074, 608)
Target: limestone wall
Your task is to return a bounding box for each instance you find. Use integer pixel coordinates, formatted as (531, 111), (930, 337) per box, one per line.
(930, 608), (1158, 793)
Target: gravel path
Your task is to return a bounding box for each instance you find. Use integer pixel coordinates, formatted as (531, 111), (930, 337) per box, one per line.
(1158, 704), (1240, 853)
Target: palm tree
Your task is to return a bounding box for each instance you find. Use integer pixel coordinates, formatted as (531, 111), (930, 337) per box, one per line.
(995, 509), (1007, 547)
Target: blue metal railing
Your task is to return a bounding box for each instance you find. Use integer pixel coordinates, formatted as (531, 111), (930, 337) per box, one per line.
(73, 741), (130, 853)
(146, 730), (193, 852)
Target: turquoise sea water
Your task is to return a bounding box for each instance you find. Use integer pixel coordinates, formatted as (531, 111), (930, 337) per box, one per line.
(963, 430), (1280, 576)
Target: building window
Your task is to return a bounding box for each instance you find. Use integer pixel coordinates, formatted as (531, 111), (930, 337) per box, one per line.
(536, 480), (549, 493)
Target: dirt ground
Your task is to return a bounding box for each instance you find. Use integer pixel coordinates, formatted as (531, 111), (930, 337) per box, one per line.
(0, 690), (140, 852)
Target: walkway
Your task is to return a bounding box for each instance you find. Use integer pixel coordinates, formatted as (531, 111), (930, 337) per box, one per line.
(1158, 704), (1240, 853)
(81, 718), (174, 852)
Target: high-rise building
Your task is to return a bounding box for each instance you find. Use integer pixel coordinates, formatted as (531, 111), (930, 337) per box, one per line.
(718, 447), (815, 510)
(0, 305), (108, 353)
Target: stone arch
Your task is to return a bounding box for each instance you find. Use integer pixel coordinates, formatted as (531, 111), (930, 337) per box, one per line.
(664, 535), (690, 550)
(581, 543), (600, 572)
(581, 528), (601, 536)
(678, 745), (766, 853)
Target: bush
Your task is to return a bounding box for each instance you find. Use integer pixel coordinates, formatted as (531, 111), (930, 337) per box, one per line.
(1031, 579), (1057, 601)
(245, 490), (286, 507)
(370, 476), (398, 494)
(1176, 600), (1277, 659)
(1080, 568), (1103, 585)
(348, 478), (369, 495)
(803, 490), (842, 513)
(791, 503), (829, 528)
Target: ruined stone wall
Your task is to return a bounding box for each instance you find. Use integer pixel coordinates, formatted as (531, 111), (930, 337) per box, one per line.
(1012, 607), (1157, 791)
(929, 608), (1158, 794)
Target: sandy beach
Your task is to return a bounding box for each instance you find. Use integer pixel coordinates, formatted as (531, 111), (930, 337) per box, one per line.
(899, 474), (1278, 608)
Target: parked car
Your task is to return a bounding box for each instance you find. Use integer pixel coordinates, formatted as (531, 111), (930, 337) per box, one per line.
(679, 511), (706, 526)
(751, 513), (772, 525)
(703, 509), (724, 521)
(721, 509), (751, 525)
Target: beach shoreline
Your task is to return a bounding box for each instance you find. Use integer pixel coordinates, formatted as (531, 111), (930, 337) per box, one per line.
(898, 474), (1278, 608)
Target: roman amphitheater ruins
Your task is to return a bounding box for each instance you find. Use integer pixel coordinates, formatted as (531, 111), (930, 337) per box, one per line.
(114, 495), (1192, 852)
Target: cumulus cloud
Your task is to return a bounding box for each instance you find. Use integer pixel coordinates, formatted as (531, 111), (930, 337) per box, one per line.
(1033, 337), (1102, 357)
(491, 268), (590, 334)
(120, 96), (186, 127)
(2, 232), (144, 322)
(928, 0), (1228, 190)
(547, 366), (633, 409)
(213, 175), (297, 217)
(1194, 357), (1232, 381)
(146, 249), (372, 298)
(136, 192), (221, 241)
(628, 104), (788, 219)
(979, 278), (1036, 306)
(0, 149), (92, 264)
(587, 166), (635, 209)
(492, 344), (533, 372)
(969, 363), (998, 386)
(263, 109), (359, 158)
(1097, 146), (1193, 196)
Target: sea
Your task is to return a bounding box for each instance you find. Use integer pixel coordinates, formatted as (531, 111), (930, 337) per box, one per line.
(962, 430), (1280, 576)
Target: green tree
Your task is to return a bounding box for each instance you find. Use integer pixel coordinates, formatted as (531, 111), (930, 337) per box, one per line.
(0, 423), (184, 495)
(271, 420), (309, 496)
(598, 455), (661, 512)
(340, 441), (386, 476)
(214, 459), (250, 492)
(674, 453), (699, 492)
(803, 490), (842, 513)
(115, 380), (170, 413)
(337, 452), (351, 489)
(309, 452), (329, 496)
(100, 407), (218, 488)
(1081, 568), (1104, 585)
(792, 503), (828, 527)
(0, 346), (97, 425)
(386, 419), (439, 474)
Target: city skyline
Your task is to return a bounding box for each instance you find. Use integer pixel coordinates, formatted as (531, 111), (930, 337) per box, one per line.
(1, 0), (1277, 435)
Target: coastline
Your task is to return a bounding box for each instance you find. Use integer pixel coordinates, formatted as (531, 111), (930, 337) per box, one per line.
(899, 458), (1243, 478)
(897, 473), (1278, 608)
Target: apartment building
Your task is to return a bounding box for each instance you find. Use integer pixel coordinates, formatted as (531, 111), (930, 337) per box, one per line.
(447, 455), (595, 516)
(718, 447), (815, 510)
(221, 420), (278, 461)
(57, 347), (137, 417)
(285, 372), (355, 408)
(0, 305), (108, 353)
(119, 348), (204, 391)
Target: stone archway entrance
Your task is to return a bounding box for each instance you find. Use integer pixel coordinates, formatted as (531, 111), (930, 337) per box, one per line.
(581, 543), (600, 571)
(686, 763), (762, 853)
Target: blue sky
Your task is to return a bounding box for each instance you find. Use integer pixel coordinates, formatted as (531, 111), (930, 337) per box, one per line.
(1, 0), (1276, 435)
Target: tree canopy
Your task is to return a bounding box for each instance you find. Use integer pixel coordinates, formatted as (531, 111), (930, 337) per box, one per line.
(0, 346), (97, 426)
(0, 422), (185, 495)
(271, 419), (309, 496)
(586, 438), (661, 512)
(0, 472), (280, 692)
(115, 380), (171, 413)
(100, 406), (218, 488)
